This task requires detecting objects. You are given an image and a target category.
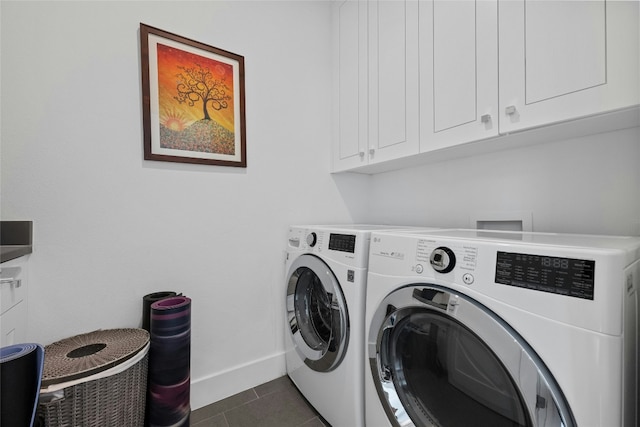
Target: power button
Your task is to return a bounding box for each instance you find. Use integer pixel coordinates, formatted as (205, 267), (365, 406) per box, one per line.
(463, 273), (474, 285)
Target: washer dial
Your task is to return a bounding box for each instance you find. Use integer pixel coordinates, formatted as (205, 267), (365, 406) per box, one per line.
(306, 232), (317, 247)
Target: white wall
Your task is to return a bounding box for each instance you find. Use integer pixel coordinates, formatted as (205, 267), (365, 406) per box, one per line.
(2, 0), (639, 413)
(0, 0), (369, 408)
(367, 126), (640, 236)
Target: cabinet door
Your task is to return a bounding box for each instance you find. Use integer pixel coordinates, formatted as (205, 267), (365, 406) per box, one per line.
(1, 302), (27, 347)
(499, 0), (639, 134)
(332, 0), (368, 172)
(368, 0), (420, 164)
(1, 258), (28, 347)
(420, 0), (499, 152)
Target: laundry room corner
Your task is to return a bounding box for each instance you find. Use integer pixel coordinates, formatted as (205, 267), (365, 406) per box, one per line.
(0, 0), (369, 412)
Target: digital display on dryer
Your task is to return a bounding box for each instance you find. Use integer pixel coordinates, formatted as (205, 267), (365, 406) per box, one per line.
(329, 233), (356, 253)
(495, 251), (595, 300)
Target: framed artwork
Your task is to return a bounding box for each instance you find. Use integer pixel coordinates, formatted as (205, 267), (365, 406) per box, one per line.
(140, 23), (246, 167)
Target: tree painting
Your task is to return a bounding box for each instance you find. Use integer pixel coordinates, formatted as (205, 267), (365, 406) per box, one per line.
(174, 63), (231, 121)
(156, 43), (236, 155)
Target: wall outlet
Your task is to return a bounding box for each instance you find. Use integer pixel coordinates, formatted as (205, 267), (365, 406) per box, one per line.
(470, 211), (533, 232)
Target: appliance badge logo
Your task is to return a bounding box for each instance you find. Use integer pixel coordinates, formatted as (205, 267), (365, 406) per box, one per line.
(372, 237), (404, 260)
(377, 250), (405, 260)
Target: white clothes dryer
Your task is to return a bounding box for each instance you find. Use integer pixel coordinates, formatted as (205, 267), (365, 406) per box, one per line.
(284, 225), (437, 427)
(364, 229), (640, 427)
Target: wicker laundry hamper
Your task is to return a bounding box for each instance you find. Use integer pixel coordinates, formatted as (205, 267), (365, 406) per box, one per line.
(36, 328), (149, 427)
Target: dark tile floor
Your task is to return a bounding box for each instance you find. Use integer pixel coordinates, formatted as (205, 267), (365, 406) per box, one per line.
(190, 376), (330, 427)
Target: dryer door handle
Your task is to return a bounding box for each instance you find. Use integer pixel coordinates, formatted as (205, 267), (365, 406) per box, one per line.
(412, 288), (449, 311)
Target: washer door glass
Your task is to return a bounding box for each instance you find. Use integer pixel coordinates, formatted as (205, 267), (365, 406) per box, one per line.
(370, 285), (575, 427)
(287, 254), (348, 372)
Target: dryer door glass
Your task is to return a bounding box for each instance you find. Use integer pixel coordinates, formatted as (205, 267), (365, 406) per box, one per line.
(286, 254), (348, 372)
(388, 311), (529, 426)
(370, 285), (575, 427)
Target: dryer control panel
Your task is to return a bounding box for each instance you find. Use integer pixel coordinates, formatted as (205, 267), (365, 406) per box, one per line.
(495, 251), (595, 300)
(414, 240), (479, 274)
(368, 228), (640, 336)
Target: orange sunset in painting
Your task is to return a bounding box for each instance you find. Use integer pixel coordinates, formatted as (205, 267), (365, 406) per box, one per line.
(156, 43), (236, 155)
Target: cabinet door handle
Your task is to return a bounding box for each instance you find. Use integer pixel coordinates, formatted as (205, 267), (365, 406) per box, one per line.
(481, 114), (491, 123)
(369, 148), (375, 156)
(505, 105), (517, 116)
(359, 151), (365, 157)
(0, 278), (21, 288)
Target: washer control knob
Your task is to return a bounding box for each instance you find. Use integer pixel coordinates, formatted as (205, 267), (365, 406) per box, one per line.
(306, 232), (317, 247)
(430, 247), (456, 274)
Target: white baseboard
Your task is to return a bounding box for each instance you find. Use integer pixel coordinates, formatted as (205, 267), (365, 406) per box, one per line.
(190, 351), (287, 410)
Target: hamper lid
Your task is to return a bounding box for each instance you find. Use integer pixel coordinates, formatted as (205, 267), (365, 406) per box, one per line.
(41, 328), (149, 387)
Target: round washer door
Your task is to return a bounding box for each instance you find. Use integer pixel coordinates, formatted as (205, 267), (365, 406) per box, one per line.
(286, 254), (349, 372)
(369, 284), (576, 427)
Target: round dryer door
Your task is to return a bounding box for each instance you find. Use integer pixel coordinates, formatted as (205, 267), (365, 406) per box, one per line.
(286, 254), (349, 372)
(369, 285), (576, 427)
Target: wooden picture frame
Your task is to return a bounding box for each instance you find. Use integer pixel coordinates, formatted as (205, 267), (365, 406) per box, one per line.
(140, 23), (246, 167)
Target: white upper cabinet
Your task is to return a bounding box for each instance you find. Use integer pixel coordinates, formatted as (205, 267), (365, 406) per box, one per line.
(332, 0), (368, 172)
(332, 0), (420, 172)
(420, 0), (499, 151)
(367, 0), (420, 164)
(332, 0), (639, 173)
(498, 0), (639, 133)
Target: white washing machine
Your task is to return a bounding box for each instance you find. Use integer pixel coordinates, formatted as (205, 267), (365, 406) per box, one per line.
(284, 225), (437, 427)
(364, 229), (640, 427)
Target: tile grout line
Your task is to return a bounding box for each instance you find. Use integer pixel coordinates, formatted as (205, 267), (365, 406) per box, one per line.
(191, 388), (260, 425)
(222, 388), (260, 419)
(192, 377), (327, 427)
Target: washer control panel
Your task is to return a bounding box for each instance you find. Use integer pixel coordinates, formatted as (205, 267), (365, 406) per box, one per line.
(328, 233), (357, 253)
